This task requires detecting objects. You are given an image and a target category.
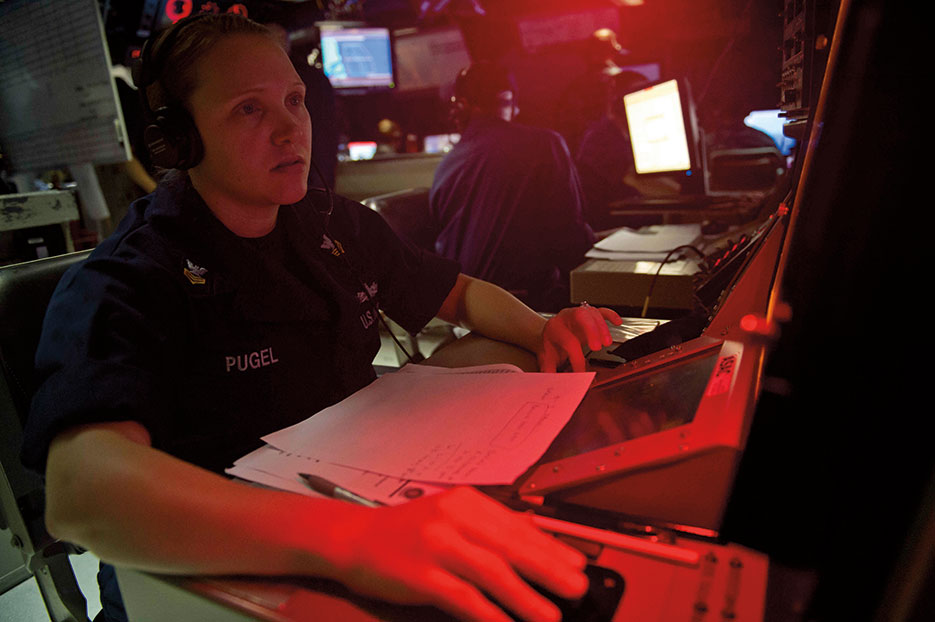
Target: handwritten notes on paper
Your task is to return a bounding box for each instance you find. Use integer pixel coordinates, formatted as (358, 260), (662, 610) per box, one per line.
(259, 364), (594, 486)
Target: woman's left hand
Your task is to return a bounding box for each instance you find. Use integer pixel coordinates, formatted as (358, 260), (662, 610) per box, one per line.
(537, 304), (623, 372)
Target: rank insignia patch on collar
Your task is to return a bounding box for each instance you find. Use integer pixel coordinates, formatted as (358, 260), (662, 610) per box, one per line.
(321, 234), (345, 257)
(184, 259), (207, 285)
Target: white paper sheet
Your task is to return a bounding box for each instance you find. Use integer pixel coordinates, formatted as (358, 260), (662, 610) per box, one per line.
(261, 368), (594, 485)
(593, 224), (702, 253)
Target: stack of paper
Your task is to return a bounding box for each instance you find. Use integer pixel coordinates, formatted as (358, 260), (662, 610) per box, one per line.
(226, 364), (594, 505)
(586, 224), (703, 261)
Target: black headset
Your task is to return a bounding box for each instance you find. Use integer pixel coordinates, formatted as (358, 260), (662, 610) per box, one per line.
(449, 62), (518, 131)
(133, 14), (211, 170)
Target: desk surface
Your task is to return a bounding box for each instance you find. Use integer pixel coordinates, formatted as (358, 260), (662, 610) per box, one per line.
(117, 532), (769, 622)
(116, 568), (455, 622)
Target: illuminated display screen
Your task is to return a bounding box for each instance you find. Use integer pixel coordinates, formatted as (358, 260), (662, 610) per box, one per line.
(320, 27), (394, 90)
(538, 347), (720, 462)
(423, 133), (460, 153)
(624, 79), (693, 174)
(347, 141), (377, 160)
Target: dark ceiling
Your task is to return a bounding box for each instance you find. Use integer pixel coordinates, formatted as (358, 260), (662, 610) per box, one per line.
(102, 0), (784, 137)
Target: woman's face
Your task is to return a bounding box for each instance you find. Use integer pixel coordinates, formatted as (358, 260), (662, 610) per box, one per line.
(187, 33), (311, 212)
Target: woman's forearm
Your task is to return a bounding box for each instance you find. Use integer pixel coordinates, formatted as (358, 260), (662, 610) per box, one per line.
(436, 274), (547, 354)
(44, 422), (354, 578)
(436, 274), (622, 372)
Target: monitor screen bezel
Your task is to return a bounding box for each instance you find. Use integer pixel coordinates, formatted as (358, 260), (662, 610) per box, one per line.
(622, 77), (706, 187)
(517, 335), (755, 497)
(318, 23), (397, 93)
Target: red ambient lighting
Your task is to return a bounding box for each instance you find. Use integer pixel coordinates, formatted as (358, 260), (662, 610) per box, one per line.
(165, 1), (249, 24)
(740, 314), (761, 333)
(164, 0), (193, 23)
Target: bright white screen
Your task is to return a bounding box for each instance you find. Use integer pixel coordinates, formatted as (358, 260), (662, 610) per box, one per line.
(624, 79), (692, 174)
(348, 141), (377, 160)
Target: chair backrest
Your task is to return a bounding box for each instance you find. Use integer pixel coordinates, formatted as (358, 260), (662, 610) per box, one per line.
(362, 187), (439, 253)
(0, 250), (92, 621)
(0, 251), (91, 424)
(1, 250), (91, 501)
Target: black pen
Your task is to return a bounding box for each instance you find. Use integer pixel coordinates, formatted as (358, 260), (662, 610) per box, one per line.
(298, 473), (385, 508)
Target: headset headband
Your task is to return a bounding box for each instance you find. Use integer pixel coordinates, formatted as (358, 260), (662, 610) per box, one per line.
(134, 13), (216, 170)
(135, 12), (215, 117)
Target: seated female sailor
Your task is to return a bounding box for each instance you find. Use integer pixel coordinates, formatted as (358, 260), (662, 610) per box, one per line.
(23, 13), (623, 622)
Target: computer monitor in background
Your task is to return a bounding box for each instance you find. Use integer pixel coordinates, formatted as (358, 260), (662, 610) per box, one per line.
(319, 25), (395, 92)
(393, 26), (471, 94)
(622, 78), (706, 195)
(347, 141), (378, 160)
(423, 133), (460, 154)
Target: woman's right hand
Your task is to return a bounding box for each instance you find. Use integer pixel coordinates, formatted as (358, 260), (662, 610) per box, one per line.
(328, 486), (589, 621)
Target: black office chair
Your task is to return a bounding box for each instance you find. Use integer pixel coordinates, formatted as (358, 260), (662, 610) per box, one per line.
(0, 250), (93, 622)
(362, 187), (439, 253)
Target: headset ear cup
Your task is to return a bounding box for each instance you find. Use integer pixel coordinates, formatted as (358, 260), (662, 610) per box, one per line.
(448, 97), (469, 130)
(144, 106), (203, 170)
(143, 121), (180, 170)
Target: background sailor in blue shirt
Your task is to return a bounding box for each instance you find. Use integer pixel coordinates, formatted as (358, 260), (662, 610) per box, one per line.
(429, 61), (596, 313)
(22, 14), (622, 622)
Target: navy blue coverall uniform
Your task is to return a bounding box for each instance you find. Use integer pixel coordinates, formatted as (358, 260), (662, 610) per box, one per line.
(574, 115), (640, 232)
(21, 171), (459, 621)
(429, 117), (594, 313)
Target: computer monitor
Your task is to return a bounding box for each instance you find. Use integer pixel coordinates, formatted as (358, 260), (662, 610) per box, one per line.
(319, 25), (395, 92)
(347, 141), (378, 161)
(622, 78), (706, 194)
(393, 26), (470, 94)
(517, 334), (762, 533)
(423, 133), (460, 154)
